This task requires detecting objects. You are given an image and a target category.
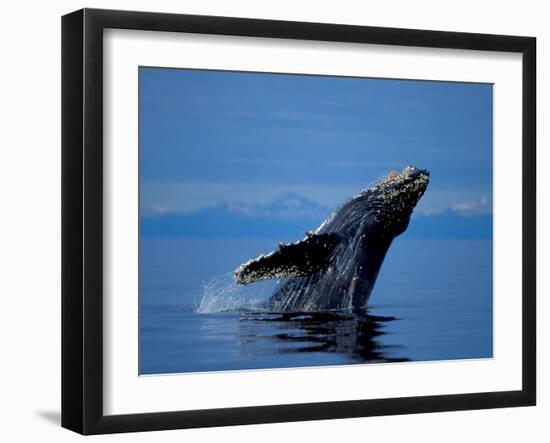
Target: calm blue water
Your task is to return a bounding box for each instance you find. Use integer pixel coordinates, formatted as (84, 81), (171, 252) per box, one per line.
(139, 237), (492, 374)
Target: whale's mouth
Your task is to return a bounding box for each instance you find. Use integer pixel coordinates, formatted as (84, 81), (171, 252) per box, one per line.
(361, 165), (430, 220)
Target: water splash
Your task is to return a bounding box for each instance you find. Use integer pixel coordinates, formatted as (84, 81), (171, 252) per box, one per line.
(196, 272), (277, 313)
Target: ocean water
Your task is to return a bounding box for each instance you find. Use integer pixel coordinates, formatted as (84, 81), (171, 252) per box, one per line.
(139, 237), (493, 374)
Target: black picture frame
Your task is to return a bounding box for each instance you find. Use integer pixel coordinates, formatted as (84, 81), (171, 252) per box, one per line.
(61, 8), (536, 435)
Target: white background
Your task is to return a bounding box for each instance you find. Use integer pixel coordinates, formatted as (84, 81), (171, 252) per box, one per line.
(104, 30), (523, 415)
(0, 0), (546, 441)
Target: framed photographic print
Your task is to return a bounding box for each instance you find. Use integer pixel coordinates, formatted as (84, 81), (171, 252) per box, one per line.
(61, 8), (536, 435)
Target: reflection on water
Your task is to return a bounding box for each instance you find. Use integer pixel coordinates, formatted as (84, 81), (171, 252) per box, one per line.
(140, 307), (409, 374)
(236, 311), (408, 364)
(139, 238), (492, 375)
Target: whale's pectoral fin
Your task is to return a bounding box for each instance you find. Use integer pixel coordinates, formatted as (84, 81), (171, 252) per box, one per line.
(234, 233), (339, 284)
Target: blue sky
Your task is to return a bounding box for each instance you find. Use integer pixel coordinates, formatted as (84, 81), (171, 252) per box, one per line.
(139, 67), (492, 231)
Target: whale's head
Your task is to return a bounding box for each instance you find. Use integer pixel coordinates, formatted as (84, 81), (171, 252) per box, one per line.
(349, 165), (430, 239)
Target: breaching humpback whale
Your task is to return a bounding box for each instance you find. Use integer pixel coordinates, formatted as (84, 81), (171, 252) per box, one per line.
(234, 166), (430, 312)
